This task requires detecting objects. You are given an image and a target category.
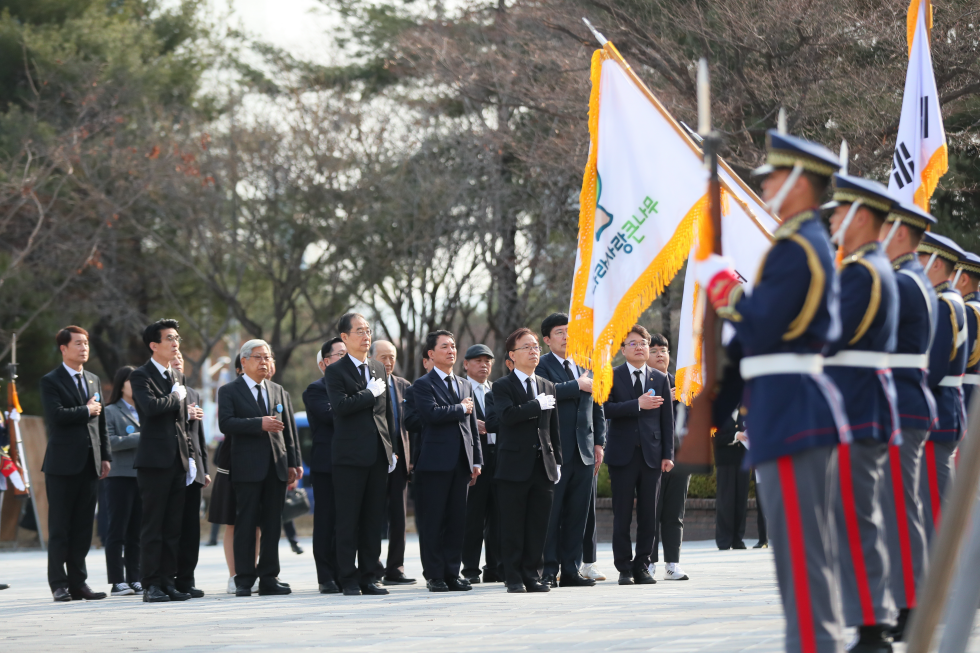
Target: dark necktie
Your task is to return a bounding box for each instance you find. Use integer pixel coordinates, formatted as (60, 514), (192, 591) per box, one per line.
(525, 377), (534, 401)
(563, 360), (576, 382)
(633, 370), (644, 398)
(163, 370), (173, 388)
(75, 373), (87, 402)
(446, 376), (460, 403)
(255, 383), (268, 416)
(360, 364), (369, 386)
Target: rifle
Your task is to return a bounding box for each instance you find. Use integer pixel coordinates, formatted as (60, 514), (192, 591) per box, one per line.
(674, 59), (721, 475)
(4, 333), (29, 497)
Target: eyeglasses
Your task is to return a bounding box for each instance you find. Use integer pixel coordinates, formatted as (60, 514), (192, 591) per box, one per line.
(624, 341), (649, 349)
(246, 355), (275, 362)
(512, 345), (542, 353)
(165, 335), (183, 343)
(327, 352), (345, 359)
(349, 328), (372, 337)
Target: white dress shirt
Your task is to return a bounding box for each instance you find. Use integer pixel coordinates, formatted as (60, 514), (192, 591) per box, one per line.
(348, 353), (371, 383)
(244, 373), (268, 410)
(62, 362), (88, 399)
(514, 368), (537, 396)
(468, 378), (495, 445)
(150, 357), (175, 381)
(550, 352), (579, 379)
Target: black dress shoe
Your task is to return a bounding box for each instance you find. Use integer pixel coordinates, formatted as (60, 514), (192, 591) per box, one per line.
(70, 584), (107, 600)
(525, 580), (551, 593)
(143, 586), (171, 602)
(290, 541), (304, 555)
(163, 585), (191, 601)
(890, 608), (911, 642)
(52, 587), (72, 602)
(427, 579), (450, 592)
(258, 581), (292, 596)
(753, 541), (769, 549)
(382, 572), (417, 585)
(342, 585), (361, 596)
(560, 572), (597, 587)
(463, 575), (481, 585)
(541, 574), (558, 588)
(271, 578), (291, 588)
(732, 541), (747, 550)
(506, 583), (527, 593)
(482, 572), (503, 583)
(319, 581), (341, 594)
(633, 569), (657, 585)
(360, 583), (389, 595)
(236, 587), (252, 597)
(0, 583), (9, 590)
(847, 625), (893, 652)
(177, 586), (205, 598)
(447, 578), (472, 591)
(717, 545), (731, 551)
(618, 571), (635, 586)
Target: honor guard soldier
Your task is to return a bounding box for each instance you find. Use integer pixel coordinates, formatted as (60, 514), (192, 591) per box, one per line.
(916, 232), (968, 540)
(876, 200), (939, 642)
(822, 175), (900, 652)
(952, 252), (980, 410)
(697, 131), (849, 653)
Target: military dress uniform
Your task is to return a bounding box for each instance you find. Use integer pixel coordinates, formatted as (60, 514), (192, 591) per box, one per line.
(916, 233), (968, 540)
(702, 132), (848, 653)
(820, 176), (900, 639)
(954, 252), (980, 411)
(875, 201), (938, 634)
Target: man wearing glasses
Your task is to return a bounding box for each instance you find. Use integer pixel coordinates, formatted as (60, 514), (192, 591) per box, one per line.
(602, 324), (674, 586)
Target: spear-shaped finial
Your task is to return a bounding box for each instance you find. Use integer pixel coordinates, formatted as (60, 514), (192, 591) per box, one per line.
(697, 58), (710, 136)
(777, 108), (788, 135)
(839, 140), (849, 176)
(582, 18), (608, 46)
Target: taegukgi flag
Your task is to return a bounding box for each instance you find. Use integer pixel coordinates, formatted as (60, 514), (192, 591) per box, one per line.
(568, 43), (716, 402)
(888, 0), (947, 209)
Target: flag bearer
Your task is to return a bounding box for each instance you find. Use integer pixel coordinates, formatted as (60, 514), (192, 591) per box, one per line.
(952, 252), (980, 411)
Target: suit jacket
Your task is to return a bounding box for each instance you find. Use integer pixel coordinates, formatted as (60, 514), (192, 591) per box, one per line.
(186, 386), (209, 485)
(217, 375), (298, 483)
(467, 378), (498, 452)
(105, 401), (140, 478)
(303, 376), (334, 474)
(535, 353), (606, 466)
(603, 364), (674, 468)
(491, 371), (562, 483)
(389, 375), (412, 470)
(403, 383), (422, 469)
(323, 355), (394, 468)
(40, 365), (109, 476)
(130, 359), (191, 471)
(412, 370), (483, 472)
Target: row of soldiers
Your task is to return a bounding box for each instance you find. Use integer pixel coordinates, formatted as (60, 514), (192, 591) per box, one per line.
(696, 131), (978, 653)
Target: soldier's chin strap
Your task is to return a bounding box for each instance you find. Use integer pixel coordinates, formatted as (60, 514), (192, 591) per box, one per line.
(881, 218), (902, 251)
(952, 268), (964, 288)
(926, 252), (938, 272)
(766, 162), (804, 218)
(831, 199), (863, 246)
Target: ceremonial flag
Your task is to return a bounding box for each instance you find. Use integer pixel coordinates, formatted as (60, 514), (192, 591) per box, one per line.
(888, 0), (947, 209)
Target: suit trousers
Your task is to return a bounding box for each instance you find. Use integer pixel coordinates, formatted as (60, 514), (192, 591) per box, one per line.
(311, 471), (337, 584)
(496, 456), (554, 587)
(757, 446), (844, 653)
(104, 476), (142, 585)
(138, 451), (186, 588)
(333, 443), (389, 589)
(835, 441), (898, 627)
(461, 445), (500, 579)
(415, 447), (471, 581)
(653, 467), (690, 563)
(920, 439), (957, 542)
(581, 475), (598, 565)
(176, 481), (202, 590)
(756, 472), (769, 544)
(46, 449), (98, 591)
(233, 457), (287, 588)
(383, 460), (409, 576)
(880, 427), (929, 610)
(543, 457), (593, 577)
(608, 447), (661, 573)
(715, 464), (750, 549)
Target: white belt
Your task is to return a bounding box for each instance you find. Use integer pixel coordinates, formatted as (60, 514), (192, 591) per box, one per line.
(964, 374), (980, 385)
(823, 351), (890, 369)
(939, 376), (964, 388)
(741, 353), (823, 380)
(890, 353), (929, 369)
(216, 467), (230, 475)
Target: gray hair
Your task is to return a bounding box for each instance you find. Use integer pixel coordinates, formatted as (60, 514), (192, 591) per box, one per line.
(240, 339), (271, 360)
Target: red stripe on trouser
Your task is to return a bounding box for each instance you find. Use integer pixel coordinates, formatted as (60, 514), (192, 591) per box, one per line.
(838, 444), (876, 625)
(888, 446), (916, 608)
(777, 456), (817, 653)
(925, 442), (942, 530)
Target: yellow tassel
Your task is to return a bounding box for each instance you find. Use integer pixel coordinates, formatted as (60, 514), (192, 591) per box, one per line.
(913, 144), (948, 212)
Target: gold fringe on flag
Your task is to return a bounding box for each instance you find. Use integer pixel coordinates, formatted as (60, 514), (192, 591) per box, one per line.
(914, 144), (948, 211)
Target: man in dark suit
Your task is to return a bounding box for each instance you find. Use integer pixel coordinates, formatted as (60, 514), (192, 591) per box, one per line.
(603, 324), (674, 586)
(493, 327), (562, 593)
(373, 340), (416, 586)
(305, 337), (345, 594)
(172, 351), (209, 598)
(324, 313), (396, 596)
(536, 313), (606, 588)
(40, 325), (111, 602)
(130, 319), (193, 603)
(461, 344), (502, 584)
(413, 331), (483, 592)
(218, 339), (300, 597)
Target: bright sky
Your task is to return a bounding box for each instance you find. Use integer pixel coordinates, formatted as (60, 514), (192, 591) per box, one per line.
(230, 0), (340, 65)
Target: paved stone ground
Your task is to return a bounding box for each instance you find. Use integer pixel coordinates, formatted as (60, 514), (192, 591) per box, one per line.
(1, 536), (978, 652)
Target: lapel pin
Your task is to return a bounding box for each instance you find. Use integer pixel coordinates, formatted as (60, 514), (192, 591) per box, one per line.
(126, 425), (135, 434)
(276, 403), (283, 413)
(93, 392), (101, 402)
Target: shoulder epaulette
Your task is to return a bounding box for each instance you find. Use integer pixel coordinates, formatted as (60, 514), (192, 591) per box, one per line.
(840, 242), (878, 268)
(773, 210), (817, 241)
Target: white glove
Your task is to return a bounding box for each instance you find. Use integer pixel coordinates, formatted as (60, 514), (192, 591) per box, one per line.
(487, 433), (496, 445)
(366, 377), (385, 397)
(388, 454), (398, 474)
(535, 393), (556, 410)
(185, 457), (197, 486)
(172, 384), (187, 401)
(6, 410), (20, 423)
(555, 464), (561, 485)
(693, 253), (736, 287)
